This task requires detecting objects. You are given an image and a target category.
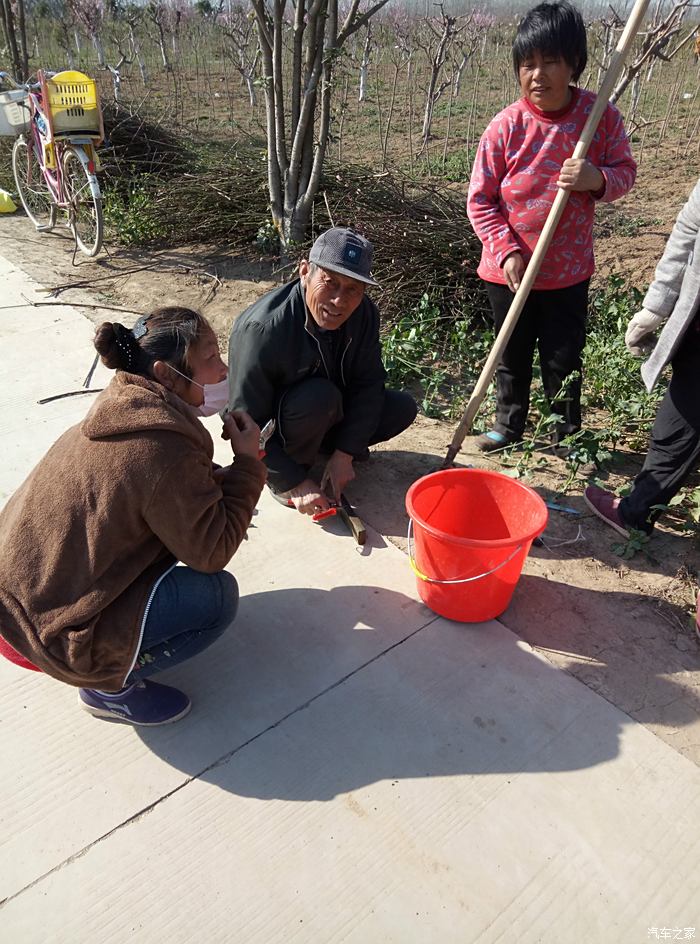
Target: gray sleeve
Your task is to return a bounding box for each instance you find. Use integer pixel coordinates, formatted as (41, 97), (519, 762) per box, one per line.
(643, 178), (700, 318)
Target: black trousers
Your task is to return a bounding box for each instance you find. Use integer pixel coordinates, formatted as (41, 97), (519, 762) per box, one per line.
(278, 376), (417, 468)
(620, 320), (700, 533)
(486, 279), (590, 441)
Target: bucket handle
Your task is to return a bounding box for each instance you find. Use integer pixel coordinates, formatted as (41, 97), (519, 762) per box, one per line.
(407, 519), (524, 585)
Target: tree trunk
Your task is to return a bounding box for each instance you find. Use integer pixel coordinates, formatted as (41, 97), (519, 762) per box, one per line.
(158, 33), (170, 70)
(418, 11), (463, 149)
(129, 25), (149, 86)
(453, 51), (469, 98)
(610, 0), (691, 104)
(0, 0), (24, 80)
(629, 70), (642, 121)
(243, 64), (257, 107)
(93, 34), (106, 68)
(358, 24), (371, 102)
(154, 14), (171, 71)
(251, 0), (391, 249)
(15, 0), (29, 80)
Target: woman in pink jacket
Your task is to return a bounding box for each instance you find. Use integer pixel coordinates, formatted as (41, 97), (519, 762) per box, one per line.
(467, 1), (636, 455)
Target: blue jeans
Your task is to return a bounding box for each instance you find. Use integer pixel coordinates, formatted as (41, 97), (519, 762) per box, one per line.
(127, 566), (239, 683)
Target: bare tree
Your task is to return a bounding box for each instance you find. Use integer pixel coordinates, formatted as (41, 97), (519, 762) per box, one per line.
(452, 11), (493, 98)
(606, 0), (696, 104)
(104, 33), (135, 101)
(221, 3), (260, 107)
(126, 13), (150, 88)
(388, 8), (417, 171)
(57, 9), (77, 69)
(146, 1), (172, 72)
(0, 0), (29, 80)
(66, 0), (106, 67)
(250, 0), (392, 247)
(358, 22), (372, 102)
(415, 5), (469, 151)
(378, 23), (412, 169)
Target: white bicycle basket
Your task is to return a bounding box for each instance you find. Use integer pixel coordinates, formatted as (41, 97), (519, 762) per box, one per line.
(0, 89), (30, 135)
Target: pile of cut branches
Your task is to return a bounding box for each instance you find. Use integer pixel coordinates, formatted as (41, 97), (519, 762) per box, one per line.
(310, 164), (487, 324)
(98, 105), (487, 324)
(100, 110), (270, 248)
(102, 101), (194, 178)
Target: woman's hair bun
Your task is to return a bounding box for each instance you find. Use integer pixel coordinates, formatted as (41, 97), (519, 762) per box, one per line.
(93, 307), (209, 378)
(94, 322), (124, 369)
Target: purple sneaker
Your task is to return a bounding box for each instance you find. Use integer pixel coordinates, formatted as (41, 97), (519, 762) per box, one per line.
(79, 679), (191, 725)
(583, 485), (630, 538)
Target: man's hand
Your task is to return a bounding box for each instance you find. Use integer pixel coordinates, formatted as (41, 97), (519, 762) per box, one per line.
(282, 478), (332, 516)
(503, 252), (525, 293)
(222, 410), (261, 459)
(557, 158), (605, 194)
(321, 449), (355, 503)
(625, 308), (665, 356)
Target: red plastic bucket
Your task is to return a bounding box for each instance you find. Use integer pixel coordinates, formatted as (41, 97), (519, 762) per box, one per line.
(405, 468), (548, 623)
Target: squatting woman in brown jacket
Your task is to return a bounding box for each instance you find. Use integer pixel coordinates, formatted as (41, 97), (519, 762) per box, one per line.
(0, 306), (266, 725)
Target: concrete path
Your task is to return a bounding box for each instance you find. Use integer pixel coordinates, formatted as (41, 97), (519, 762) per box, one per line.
(1, 253), (699, 942)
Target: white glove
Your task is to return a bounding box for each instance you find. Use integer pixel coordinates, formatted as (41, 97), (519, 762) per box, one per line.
(625, 308), (665, 357)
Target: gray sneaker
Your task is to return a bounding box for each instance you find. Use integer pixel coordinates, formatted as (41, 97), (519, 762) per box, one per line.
(268, 485), (295, 508)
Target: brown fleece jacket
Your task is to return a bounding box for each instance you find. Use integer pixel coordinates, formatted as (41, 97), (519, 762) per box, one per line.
(0, 372), (266, 691)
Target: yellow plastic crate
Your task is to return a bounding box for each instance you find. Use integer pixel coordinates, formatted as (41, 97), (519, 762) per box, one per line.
(44, 70), (102, 137)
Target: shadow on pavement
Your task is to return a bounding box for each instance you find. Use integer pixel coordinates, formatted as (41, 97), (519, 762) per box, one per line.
(133, 584), (643, 801)
(501, 572), (700, 735)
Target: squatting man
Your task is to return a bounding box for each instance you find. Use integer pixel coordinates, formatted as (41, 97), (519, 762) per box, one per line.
(228, 227), (418, 516)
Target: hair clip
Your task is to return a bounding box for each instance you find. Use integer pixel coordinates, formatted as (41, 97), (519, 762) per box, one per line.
(131, 316), (149, 340)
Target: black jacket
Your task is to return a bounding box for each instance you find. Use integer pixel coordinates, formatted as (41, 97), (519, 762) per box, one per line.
(228, 279), (386, 491)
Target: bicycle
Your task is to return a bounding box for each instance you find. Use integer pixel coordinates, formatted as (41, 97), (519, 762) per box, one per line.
(0, 69), (105, 257)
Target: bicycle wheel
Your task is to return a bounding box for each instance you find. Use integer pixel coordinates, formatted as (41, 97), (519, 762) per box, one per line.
(61, 146), (103, 257)
(12, 135), (56, 231)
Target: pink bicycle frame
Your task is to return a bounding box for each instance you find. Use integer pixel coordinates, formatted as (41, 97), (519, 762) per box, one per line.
(24, 86), (66, 207)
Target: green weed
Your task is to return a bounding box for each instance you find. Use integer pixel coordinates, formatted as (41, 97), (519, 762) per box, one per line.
(613, 528), (653, 560)
(595, 211), (661, 239)
(103, 182), (167, 247)
(256, 219), (280, 253)
(583, 273), (663, 449)
(441, 147), (477, 183)
(381, 292), (491, 420)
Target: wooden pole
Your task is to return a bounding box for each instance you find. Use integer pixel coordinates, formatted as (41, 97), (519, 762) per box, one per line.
(442, 0), (651, 469)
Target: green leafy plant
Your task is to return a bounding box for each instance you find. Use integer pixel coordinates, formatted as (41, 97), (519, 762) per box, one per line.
(680, 487), (700, 528)
(583, 273), (663, 450)
(103, 182), (167, 247)
(652, 487), (700, 533)
(382, 293), (443, 385)
(613, 528), (652, 560)
(381, 292), (493, 420)
(256, 219), (280, 253)
(441, 148), (477, 183)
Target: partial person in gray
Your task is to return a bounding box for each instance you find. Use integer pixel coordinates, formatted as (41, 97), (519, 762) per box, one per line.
(584, 176), (700, 537)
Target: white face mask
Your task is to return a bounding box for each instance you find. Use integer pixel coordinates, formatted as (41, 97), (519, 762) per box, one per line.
(167, 365), (229, 417)
(194, 378), (230, 417)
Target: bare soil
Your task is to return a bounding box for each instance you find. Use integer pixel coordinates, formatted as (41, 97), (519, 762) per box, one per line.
(1, 138), (698, 764)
